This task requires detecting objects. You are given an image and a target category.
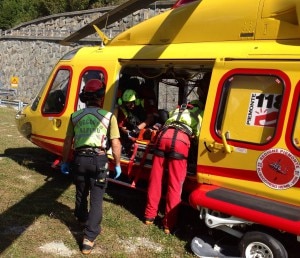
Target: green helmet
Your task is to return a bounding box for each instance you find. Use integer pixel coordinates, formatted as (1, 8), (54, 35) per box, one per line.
(122, 89), (137, 102)
(189, 99), (202, 108)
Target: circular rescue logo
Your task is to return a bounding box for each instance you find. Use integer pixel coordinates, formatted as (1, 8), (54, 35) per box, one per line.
(257, 149), (300, 190)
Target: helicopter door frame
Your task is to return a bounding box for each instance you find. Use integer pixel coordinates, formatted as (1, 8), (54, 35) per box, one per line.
(211, 68), (288, 149)
(29, 65), (73, 155)
(286, 80), (300, 156)
(76, 67), (108, 111)
(41, 67), (72, 116)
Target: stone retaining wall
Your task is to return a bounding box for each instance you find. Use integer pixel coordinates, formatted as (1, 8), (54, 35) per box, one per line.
(0, 1), (174, 102)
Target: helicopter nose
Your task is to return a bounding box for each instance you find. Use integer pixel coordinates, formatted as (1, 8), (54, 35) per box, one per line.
(15, 110), (32, 139)
(21, 122), (32, 139)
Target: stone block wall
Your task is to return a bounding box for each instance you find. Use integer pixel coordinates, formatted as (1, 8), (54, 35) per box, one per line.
(0, 1), (174, 102)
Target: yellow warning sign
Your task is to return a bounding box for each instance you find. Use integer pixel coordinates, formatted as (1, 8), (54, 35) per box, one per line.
(10, 76), (19, 88)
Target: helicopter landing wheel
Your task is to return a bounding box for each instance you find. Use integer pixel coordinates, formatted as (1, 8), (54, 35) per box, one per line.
(239, 231), (288, 258)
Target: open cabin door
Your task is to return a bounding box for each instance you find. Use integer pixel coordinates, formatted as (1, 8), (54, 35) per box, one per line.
(112, 59), (215, 188)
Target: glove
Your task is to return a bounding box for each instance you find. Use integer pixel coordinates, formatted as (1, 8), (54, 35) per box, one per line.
(61, 162), (70, 175)
(132, 126), (140, 136)
(114, 165), (122, 179)
(153, 123), (162, 130)
(128, 131), (138, 138)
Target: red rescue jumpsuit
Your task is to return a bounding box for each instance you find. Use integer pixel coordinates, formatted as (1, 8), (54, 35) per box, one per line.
(144, 127), (190, 231)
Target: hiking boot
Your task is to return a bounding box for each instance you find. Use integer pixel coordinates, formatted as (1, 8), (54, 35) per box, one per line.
(144, 218), (154, 225)
(164, 228), (170, 235)
(81, 238), (94, 255)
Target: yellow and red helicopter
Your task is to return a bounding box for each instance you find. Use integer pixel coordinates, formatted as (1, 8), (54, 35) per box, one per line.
(15, 0), (300, 256)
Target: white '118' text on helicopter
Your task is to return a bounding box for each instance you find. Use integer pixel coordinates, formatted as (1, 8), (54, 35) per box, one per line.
(15, 0), (300, 257)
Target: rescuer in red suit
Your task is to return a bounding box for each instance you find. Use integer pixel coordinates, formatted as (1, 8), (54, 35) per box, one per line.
(144, 72), (211, 234)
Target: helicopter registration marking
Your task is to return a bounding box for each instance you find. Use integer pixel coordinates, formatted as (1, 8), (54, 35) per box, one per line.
(246, 93), (281, 128)
(233, 147), (247, 153)
(257, 149), (300, 190)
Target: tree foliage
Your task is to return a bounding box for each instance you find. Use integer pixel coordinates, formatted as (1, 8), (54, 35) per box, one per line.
(0, 0), (125, 30)
(0, 0), (38, 29)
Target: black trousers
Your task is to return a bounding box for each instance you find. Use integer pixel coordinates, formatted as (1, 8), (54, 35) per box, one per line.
(72, 153), (108, 241)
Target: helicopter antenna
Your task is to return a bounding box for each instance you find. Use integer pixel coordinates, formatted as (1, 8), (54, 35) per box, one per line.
(93, 25), (110, 45)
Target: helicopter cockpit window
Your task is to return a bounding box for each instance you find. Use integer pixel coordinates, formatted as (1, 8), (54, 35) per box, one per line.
(42, 69), (70, 114)
(77, 70), (105, 110)
(216, 74), (283, 144)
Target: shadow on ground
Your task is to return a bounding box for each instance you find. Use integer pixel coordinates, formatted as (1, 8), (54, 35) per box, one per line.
(0, 147), (82, 254)
(105, 178), (209, 255)
(2, 147), (299, 257)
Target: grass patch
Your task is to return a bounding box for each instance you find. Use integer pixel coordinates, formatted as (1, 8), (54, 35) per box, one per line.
(0, 106), (202, 257)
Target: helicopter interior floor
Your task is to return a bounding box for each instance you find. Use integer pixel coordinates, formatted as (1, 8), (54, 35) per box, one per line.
(108, 132), (197, 183)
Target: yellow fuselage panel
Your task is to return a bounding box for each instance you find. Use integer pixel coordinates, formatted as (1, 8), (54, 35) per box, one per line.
(22, 39), (300, 158)
(110, 0), (300, 46)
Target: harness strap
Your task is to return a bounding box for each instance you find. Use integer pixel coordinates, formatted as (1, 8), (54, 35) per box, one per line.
(170, 127), (179, 156)
(169, 103), (188, 159)
(153, 149), (165, 157)
(153, 103), (190, 160)
(155, 126), (169, 155)
(168, 121), (193, 136)
(154, 127), (187, 160)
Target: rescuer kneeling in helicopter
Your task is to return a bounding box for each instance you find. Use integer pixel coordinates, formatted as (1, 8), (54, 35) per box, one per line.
(60, 79), (122, 255)
(117, 88), (155, 154)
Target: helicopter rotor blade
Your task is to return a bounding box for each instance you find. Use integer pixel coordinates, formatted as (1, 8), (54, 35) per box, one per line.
(60, 0), (160, 46)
